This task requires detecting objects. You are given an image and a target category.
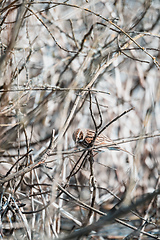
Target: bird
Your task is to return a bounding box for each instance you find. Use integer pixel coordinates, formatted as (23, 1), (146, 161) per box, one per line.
(72, 128), (132, 154)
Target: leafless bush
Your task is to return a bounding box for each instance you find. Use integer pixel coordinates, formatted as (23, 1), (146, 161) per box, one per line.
(0, 0), (160, 239)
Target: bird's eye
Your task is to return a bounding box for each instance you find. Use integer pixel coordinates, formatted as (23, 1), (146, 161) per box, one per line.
(78, 131), (83, 141)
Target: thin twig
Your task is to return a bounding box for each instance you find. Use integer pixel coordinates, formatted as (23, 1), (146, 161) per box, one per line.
(98, 107), (134, 136)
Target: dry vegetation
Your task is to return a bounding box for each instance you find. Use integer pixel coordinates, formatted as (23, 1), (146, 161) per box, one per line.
(0, 0), (160, 239)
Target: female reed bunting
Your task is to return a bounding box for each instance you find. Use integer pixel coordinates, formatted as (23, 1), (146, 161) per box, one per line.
(73, 128), (132, 154)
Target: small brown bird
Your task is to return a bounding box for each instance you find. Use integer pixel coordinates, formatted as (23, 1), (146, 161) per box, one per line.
(73, 128), (132, 154)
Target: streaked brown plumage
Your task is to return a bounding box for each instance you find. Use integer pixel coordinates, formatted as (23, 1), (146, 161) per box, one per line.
(72, 128), (133, 155)
(72, 128), (120, 150)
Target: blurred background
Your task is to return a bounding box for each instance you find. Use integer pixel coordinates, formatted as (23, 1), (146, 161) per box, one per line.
(0, 0), (160, 239)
